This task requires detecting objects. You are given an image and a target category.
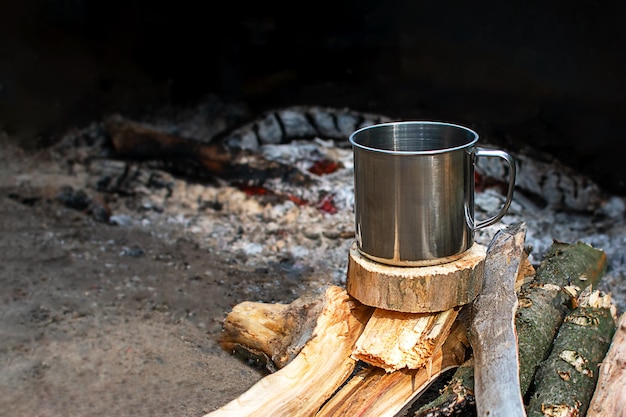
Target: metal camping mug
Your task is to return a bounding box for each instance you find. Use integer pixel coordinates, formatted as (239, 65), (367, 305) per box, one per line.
(349, 121), (516, 266)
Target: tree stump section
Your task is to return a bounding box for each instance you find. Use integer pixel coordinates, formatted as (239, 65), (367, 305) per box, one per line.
(347, 242), (486, 313)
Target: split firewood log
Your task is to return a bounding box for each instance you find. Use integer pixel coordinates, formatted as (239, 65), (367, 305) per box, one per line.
(218, 289), (327, 371)
(586, 311), (626, 417)
(213, 286), (470, 417)
(470, 222), (527, 417)
(414, 240), (607, 417)
(526, 288), (617, 417)
(351, 307), (460, 372)
(316, 318), (470, 417)
(205, 286), (373, 417)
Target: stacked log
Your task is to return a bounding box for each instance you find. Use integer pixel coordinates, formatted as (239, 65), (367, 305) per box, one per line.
(526, 288), (617, 417)
(207, 285), (470, 417)
(414, 240), (612, 417)
(207, 230), (619, 417)
(208, 286), (373, 417)
(586, 311), (626, 417)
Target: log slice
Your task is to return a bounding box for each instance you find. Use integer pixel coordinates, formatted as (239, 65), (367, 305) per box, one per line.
(347, 242), (486, 313)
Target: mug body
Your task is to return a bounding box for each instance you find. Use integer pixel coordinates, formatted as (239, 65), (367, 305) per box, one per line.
(350, 121), (478, 266)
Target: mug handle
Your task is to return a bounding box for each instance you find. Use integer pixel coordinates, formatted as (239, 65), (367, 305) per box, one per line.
(473, 147), (516, 230)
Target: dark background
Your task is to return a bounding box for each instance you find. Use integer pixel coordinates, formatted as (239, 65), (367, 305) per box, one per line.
(1, 0), (625, 195)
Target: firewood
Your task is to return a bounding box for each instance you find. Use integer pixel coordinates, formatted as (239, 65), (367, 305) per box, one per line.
(413, 240), (607, 417)
(352, 307), (460, 372)
(515, 249), (536, 292)
(317, 320), (470, 417)
(470, 222), (527, 417)
(517, 241), (607, 394)
(213, 286), (468, 416)
(586, 311), (626, 417)
(219, 290), (327, 371)
(205, 286), (374, 417)
(412, 254), (533, 417)
(412, 358), (476, 416)
(526, 288), (617, 417)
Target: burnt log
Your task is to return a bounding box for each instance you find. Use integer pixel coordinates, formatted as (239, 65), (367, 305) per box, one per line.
(103, 115), (312, 192)
(105, 115), (233, 176)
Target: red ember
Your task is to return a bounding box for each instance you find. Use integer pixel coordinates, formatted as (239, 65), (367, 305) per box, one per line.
(308, 159), (340, 176)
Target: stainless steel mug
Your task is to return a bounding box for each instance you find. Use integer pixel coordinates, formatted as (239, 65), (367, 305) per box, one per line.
(349, 121), (516, 266)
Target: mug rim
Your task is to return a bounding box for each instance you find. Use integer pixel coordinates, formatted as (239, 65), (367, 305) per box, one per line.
(349, 121), (479, 155)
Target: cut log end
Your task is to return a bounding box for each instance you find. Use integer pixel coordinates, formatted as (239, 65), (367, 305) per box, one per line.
(346, 242), (486, 313)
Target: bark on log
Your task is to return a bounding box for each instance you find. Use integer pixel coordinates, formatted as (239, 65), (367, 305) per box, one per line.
(352, 307), (460, 372)
(526, 288), (617, 417)
(517, 241), (607, 394)
(414, 240), (607, 417)
(586, 311), (626, 417)
(412, 358), (476, 417)
(470, 222), (527, 417)
(206, 286), (373, 417)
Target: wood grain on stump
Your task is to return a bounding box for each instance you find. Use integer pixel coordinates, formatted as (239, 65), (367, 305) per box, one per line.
(347, 242), (486, 313)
